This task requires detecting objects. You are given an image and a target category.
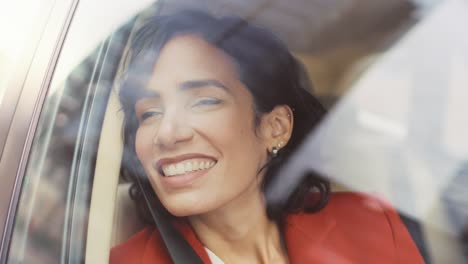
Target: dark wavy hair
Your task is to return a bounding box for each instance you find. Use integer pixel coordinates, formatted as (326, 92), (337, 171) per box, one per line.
(119, 9), (330, 223)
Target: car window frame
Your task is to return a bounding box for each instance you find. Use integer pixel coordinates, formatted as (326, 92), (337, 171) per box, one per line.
(0, 0), (79, 261)
(0, 0), (56, 162)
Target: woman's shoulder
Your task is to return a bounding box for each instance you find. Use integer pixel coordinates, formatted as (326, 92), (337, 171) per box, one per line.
(109, 220), (210, 264)
(286, 192), (424, 263)
(288, 192), (394, 232)
(109, 226), (170, 264)
(290, 191), (406, 236)
(323, 191), (393, 216)
(109, 226), (153, 263)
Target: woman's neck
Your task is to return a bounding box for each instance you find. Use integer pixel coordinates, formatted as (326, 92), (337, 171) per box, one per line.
(188, 187), (288, 263)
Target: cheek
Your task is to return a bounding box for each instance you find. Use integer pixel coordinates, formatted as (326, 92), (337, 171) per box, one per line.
(202, 108), (251, 142)
(203, 107), (264, 164)
(134, 127), (152, 162)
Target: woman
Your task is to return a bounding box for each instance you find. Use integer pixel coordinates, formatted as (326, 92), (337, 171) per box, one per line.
(111, 10), (424, 263)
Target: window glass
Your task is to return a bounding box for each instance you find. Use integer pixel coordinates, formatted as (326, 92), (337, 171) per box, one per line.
(107, 1), (468, 263)
(272, 1), (468, 263)
(7, 29), (119, 264)
(6, 0), (154, 262)
(0, 0), (53, 107)
(6, 0), (468, 263)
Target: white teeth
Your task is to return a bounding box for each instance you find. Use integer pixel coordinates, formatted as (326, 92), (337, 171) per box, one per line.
(176, 163), (185, 174)
(163, 165), (176, 176)
(192, 161), (199, 170)
(185, 162), (192, 172)
(162, 159), (216, 176)
(169, 165), (176, 175)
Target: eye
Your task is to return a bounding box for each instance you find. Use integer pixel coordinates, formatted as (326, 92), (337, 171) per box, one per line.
(192, 98), (222, 107)
(139, 109), (163, 122)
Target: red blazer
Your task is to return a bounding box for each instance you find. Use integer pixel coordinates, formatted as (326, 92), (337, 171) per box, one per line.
(110, 192), (424, 263)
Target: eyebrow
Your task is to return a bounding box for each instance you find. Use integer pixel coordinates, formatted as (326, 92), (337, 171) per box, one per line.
(136, 79), (230, 101)
(134, 89), (159, 100)
(179, 79), (229, 93)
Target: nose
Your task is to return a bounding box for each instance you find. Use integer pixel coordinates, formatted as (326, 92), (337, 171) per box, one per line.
(153, 110), (193, 150)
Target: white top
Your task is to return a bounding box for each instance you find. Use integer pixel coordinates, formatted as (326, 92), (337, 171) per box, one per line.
(204, 247), (225, 264)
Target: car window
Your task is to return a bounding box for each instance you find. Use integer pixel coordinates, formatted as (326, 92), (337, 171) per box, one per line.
(274, 1), (468, 263)
(5, 0), (153, 262)
(0, 0), (50, 107)
(109, 1), (468, 263)
(0, 0), (55, 159)
(4, 0), (468, 263)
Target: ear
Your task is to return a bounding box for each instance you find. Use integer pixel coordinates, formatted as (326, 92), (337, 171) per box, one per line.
(259, 105), (294, 152)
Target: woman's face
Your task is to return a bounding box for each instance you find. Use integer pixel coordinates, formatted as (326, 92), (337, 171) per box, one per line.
(134, 35), (270, 216)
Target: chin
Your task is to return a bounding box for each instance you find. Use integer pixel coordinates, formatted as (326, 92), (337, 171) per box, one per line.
(163, 203), (195, 216)
(161, 198), (218, 217)
(165, 205), (205, 217)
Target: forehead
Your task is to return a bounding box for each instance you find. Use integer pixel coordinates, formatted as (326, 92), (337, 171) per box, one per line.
(147, 35), (240, 88)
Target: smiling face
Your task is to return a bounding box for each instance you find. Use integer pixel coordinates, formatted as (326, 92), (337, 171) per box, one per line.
(134, 35), (271, 216)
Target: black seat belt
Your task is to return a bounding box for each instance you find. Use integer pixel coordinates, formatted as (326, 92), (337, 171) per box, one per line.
(134, 175), (204, 264)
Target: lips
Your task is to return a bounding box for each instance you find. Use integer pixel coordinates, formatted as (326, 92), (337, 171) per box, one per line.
(154, 154), (218, 189)
(155, 154), (217, 177)
(161, 159), (216, 176)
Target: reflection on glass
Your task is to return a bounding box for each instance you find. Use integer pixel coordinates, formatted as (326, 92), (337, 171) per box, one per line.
(269, 0), (468, 263)
(0, 84), (5, 107)
(7, 13), (133, 264)
(0, 0), (51, 107)
(111, 2), (430, 260)
(7, 51), (99, 263)
(4, 0), (467, 262)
